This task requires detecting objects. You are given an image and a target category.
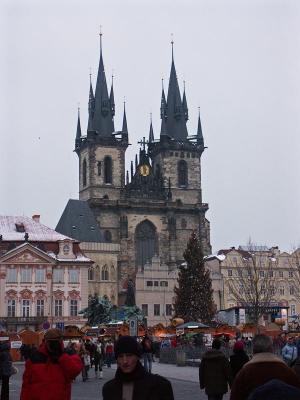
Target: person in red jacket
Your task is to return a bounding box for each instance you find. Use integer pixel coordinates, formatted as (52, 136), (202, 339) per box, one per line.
(20, 328), (82, 400)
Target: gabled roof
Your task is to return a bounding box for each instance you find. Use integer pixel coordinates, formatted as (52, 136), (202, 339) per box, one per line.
(0, 242), (56, 263)
(0, 216), (71, 242)
(56, 199), (103, 243)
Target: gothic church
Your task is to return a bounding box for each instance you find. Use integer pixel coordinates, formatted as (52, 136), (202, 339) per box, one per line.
(57, 37), (211, 305)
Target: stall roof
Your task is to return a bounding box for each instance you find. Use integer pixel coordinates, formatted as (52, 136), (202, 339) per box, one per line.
(176, 321), (209, 329)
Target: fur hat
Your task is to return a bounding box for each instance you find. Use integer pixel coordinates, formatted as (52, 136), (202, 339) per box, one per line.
(44, 328), (63, 341)
(114, 336), (141, 358)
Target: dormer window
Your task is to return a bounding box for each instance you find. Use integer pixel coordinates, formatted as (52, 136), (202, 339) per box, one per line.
(15, 223), (25, 233)
(63, 244), (70, 255)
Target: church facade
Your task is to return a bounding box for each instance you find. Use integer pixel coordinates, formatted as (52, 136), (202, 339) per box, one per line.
(60, 37), (211, 308)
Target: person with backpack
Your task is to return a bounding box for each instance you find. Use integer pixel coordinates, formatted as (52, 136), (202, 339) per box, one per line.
(141, 334), (154, 373)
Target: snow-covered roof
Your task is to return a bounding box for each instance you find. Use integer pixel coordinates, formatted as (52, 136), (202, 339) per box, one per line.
(0, 216), (73, 242)
(205, 254), (226, 262)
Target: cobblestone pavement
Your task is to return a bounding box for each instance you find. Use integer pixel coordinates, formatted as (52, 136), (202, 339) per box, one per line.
(8, 362), (229, 400)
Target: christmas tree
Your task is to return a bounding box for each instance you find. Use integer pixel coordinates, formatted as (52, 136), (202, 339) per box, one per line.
(174, 232), (215, 323)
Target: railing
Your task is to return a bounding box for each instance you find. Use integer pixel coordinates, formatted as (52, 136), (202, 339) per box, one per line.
(2, 317), (45, 325)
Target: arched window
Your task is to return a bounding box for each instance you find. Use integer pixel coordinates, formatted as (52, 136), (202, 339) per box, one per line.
(104, 230), (112, 243)
(82, 159), (87, 187)
(178, 160), (188, 187)
(104, 156), (112, 184)
(101, 266), (109, 281)
(88, 268), (94, 281)
(135, 220), (158, 268)
(97, 161), (102, 176)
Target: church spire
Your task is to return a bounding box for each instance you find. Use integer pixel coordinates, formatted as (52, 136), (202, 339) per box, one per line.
(87, 72), (95, 131)
(160, 79), (167, 120)
(182, 81), (188, 121)
(165, 40), (188, 140)
(122, 102), (128, 134)
(93, 29), (115, 136)
(75, 107), (82, 148)
(149, 114), (154, 143)
(197, 107), (204, 148)
(110, 74), (115, 117)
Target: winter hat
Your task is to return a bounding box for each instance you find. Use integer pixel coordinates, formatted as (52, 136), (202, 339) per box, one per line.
(114, 336), (141, 358)
(234, 340), (244, 351)
(44, 328), (63, 341)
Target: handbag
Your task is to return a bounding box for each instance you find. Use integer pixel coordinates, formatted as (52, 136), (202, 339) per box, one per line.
(11, 365), (18, 375)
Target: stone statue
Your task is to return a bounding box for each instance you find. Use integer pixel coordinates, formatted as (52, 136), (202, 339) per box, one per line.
(125, 279), (136, 307)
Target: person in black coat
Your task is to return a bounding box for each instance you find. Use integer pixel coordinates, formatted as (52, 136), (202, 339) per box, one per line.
(102, 336), (174, 400)
(229, 340), (249, 379)
(0, 341), (13, 400)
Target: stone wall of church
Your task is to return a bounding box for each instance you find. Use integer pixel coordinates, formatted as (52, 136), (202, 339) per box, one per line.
(153, 151), (202, 205)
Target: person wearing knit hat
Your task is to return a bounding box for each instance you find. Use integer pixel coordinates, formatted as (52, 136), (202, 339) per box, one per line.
(229, 340), (249, 380)
(20, 328), (82, 400)
(102, 336), (174, 400)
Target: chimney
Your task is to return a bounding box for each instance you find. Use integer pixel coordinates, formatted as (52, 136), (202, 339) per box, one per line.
(32, 215), (40, 223)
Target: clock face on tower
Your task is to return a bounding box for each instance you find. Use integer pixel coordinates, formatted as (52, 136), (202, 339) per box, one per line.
(139, 164), (150, 177)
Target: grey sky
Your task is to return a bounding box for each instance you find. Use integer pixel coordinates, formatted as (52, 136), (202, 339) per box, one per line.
(1, 0), (299, 253)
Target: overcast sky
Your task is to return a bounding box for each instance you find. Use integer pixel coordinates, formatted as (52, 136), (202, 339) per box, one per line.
(1, 0), (299, 253)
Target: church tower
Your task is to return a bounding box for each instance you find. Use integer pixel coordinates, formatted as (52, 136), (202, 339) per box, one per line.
(74, 35), (128, 243)
(71, 36), (211, 305)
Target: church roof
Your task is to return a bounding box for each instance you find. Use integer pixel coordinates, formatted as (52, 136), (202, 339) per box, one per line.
(56, 199), (103, 242)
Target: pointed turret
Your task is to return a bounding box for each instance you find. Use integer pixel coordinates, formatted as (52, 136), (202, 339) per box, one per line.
(182, 82), (188, 121)
(160, 111), (168, 139)
(110, 75), (115, 117)
(131, 161), (134, 179)
(160, 80), (167, 120)
(75, 108), (82, 149)
(122, 102), (128, 134)
(87, 74), (95, 131)
(135, 154), (138, 170)
(126, 170), (129, 184)
(165, 41), (188, 140)
(197, 108), (204, 148)
(149, 115), (154, 143)
(93, 32), (115, 136)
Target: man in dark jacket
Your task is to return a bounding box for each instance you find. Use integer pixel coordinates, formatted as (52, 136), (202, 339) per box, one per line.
(199, 338), (232, 400)
(230, 334), (300, 400)
(102, 335), (174, 400)
(229, 340), (249, 380)
(141, 333), (154, 372)
(0, 340), (13, 400)
(20, 328), (82, 400)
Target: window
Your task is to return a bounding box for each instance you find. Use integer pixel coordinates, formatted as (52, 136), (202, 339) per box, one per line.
(36, 299), (44, 317)
(88, 268), (94, 281)
(279, 271), (284, 278)
(154, 281), (159, 287)
(181, 219), (187, 229)
(269, 270), (274, 278)
(178, 160), (188, 187)
(259, 270), (265, 278)
(70, 300), (78, 316)
(7, 300), (16, 317)
(7, 268), (17, 283)
(238, 270), (243, 277)
(104, 156), (112, 184)
(289, 271), (293, 278)
(35, 269), (46, 283)
(270, 285), (275, 296)
(260, 284), (266, 294)
(104, 230), (112, 243)
(22, 300), (30, 317)
(228, 269), (233, 277)
(154, 304), (160, 316)
(69, 269), (79, 283)
(290, 304), (296, 316)
(97, 161), (102, 176)
(279, 286), (285, 296)
(53, 269), (64, 283)
(160, 281), (168, 287)
(55, 300), (63, 317)
(166, 304), (172, 316)
(146, 281), (153, 287)
(290, 286), (295, 296)
(82, 159), (87, 187)
(142, 304), (148, 316)
(101, 266), (109, 281)
(21, 267), (32, 283)
(135, 220), (158, 268)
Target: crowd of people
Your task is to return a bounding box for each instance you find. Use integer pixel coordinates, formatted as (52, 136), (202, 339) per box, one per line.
(199, 334), (300, 400)
(3, 330), (300, 399)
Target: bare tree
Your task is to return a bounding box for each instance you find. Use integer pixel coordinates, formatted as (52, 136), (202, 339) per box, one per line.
(226, 244), (276, 328)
